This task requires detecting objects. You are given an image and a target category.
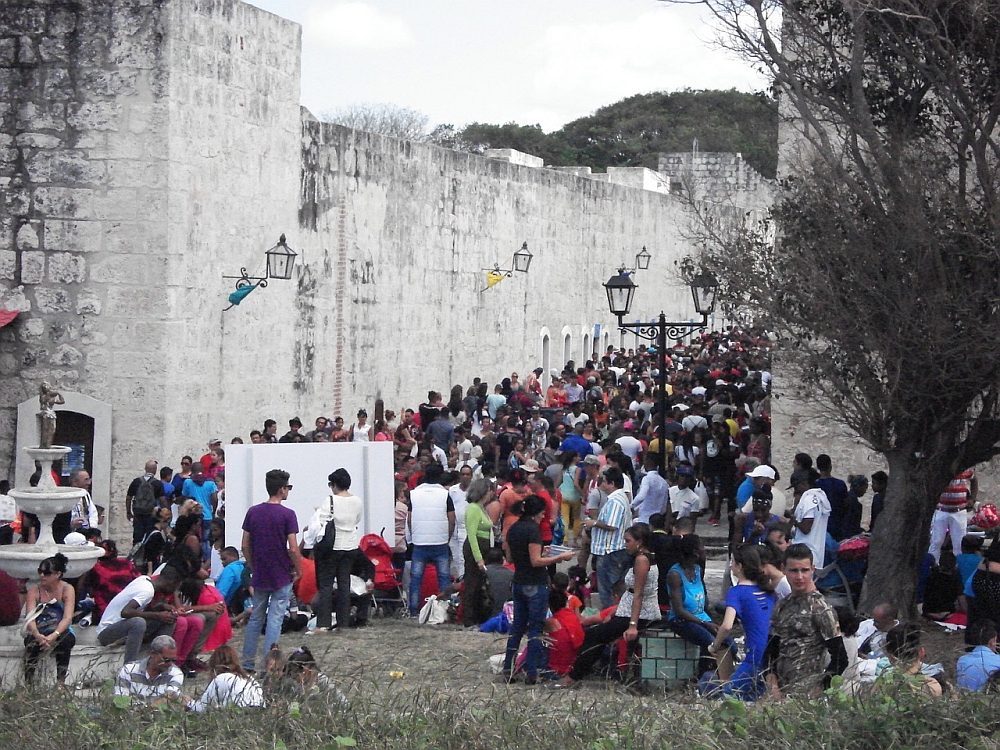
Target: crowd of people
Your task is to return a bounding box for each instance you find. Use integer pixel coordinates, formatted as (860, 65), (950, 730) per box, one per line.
(3, 326), (1000, 704)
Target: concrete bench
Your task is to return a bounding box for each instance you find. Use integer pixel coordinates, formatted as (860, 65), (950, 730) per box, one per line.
(0, 623), (125, 688)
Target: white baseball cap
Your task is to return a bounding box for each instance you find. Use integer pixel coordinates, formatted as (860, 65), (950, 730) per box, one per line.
(747, 465), (776, 480)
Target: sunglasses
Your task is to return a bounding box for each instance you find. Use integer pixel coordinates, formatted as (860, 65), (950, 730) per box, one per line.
(284, 484), (294, 490)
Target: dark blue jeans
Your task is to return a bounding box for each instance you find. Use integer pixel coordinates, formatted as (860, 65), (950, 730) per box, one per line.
(504, 583), (549, 679)
(669, 618), (717, 674)
(596, 549), (632, 609)
(409, 543), (451, 612)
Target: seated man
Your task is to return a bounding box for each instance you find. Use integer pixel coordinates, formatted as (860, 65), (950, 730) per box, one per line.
(97, 567), (183, 664)
(875, 624), (943, 697)
(957, 619), (1000, 691)
(213, 546), (247, 610)
(113, 634), (185, 706)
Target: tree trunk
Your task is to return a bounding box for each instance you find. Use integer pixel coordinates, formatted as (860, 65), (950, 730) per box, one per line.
(858, 450), (951, 618)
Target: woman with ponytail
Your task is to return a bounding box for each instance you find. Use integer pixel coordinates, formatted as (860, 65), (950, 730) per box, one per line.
(706, 543), (776, 700)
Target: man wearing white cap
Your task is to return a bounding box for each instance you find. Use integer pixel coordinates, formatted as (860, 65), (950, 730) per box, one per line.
(736, 463), (777, 509)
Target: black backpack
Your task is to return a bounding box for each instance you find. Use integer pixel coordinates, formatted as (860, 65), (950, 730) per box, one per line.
(132, 476), (158, 516)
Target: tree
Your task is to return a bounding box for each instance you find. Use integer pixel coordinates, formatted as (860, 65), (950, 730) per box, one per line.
(458, 122), (569, 165)
(320, 103), (431, 141)
(558, 90), (778, 178)
(670, 0), (1000, 614)
(453, 90), (778, 176)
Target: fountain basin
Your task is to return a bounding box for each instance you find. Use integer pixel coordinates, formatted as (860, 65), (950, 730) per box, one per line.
(9, 486), (87, 516)
(0, 544), (103, 580)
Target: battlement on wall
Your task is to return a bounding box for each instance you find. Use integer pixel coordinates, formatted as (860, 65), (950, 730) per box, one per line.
(658, 151), (774, 209)
(482, 147), (768, 205)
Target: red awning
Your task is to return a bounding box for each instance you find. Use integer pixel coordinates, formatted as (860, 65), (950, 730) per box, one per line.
(0, 310), (18, 328)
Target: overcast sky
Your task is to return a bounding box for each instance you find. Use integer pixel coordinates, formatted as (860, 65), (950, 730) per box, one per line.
(247, 0), (769, 132)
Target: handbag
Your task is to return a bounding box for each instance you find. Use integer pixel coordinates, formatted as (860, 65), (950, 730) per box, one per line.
(20, 598), (62, 637)
(313, 496), (337, 554)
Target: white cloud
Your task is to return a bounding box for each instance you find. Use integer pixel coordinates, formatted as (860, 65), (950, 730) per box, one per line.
(529, 7), (767, 129)
(304, 2), (415, 50)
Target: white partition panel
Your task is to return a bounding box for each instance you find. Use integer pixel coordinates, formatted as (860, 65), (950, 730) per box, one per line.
(224, 442), (395, 551)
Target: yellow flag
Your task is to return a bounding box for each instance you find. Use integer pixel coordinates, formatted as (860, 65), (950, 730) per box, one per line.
(485, 270), (505, 289)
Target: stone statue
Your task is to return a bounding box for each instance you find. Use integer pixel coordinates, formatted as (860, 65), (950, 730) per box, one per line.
(36, 382), (64, 449)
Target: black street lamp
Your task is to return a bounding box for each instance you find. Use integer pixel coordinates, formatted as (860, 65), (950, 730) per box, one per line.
(635, 246), (652, 271)
(223, 233), (299, 311)
(603, 268), (719, 472)
(481, 241), (534, 291)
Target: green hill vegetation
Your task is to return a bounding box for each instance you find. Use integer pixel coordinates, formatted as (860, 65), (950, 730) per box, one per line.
(448, 89), (778, 179)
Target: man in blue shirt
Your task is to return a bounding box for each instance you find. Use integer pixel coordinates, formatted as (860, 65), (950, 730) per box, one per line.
(558, 424), (594, 458)
(214, 546), (246, 606)
(957, 619), (1000, 691)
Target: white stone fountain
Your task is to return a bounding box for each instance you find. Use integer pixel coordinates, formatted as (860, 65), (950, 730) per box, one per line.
(0, 444), (103, 580)
(0, 386), (114, 687)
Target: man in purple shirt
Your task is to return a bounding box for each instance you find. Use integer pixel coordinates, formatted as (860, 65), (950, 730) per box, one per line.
(240, 469), (302, 671)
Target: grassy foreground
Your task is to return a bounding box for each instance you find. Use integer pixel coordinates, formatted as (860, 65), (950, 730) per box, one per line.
(2, 677), (1000, 750)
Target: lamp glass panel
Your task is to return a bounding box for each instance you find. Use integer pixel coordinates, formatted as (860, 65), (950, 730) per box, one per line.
(513, 243), (532, 273)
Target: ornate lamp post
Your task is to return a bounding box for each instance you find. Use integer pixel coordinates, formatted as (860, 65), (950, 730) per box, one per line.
(603, 268), (719, 472)
(223, 234), (298, 310)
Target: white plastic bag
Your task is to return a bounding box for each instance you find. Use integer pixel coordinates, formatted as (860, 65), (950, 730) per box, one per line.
(417, 595), (450, 625)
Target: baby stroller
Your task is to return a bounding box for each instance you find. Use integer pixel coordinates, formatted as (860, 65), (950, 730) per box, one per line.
(360, 531), (408, 618)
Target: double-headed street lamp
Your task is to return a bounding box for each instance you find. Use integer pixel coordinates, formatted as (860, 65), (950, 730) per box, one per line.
(603, 268), (719, 472)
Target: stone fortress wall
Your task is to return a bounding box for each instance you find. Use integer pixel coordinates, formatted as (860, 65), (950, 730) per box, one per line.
(0, 0), (772, 541)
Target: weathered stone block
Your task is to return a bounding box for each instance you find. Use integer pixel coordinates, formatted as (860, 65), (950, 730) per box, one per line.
(44, 219), (102, 253)
(27, 150), (104, 185)
(111, 350), (160, 378)
(15, 221), (39, 250)
(105, 287), (164, 318)
(16, 101), (64, 132)
(0, 37), (16, 66)
(0, 353), (18, 376)
(33, 186), (80, 217)
(0, 250), (14, 280)
(48, 8), (77, 35)
(76, 293), (101, 315)
(38, 35), (70, 63)
(47, 319), (76, 343)
(14, 132), (61, 149)
(42, 67), (72, 101)
(0, 379), (30, 410)
(68, 101), (122, 132)
(79, 318), (108, 346)
(18, 317), (44, 342)
(47, 252), (86, 283)
(17, 35), (36, 64)
(51, 343), (82, 366)
(0, 285), (29, 312)
(34, 286), (69, 313)
(20, 251), (44, 284)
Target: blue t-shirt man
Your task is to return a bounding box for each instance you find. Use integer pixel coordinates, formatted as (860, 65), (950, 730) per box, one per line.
(957, 645), (1000, 691)
(214, 558), (246, 604)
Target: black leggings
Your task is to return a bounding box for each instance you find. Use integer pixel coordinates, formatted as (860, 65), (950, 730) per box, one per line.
(568, 616), (650, 681)
(24, 630), (75, 683)
(314, 548), (358, 629)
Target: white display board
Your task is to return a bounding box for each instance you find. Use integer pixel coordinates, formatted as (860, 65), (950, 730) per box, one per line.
(224, 442), (395, 550)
